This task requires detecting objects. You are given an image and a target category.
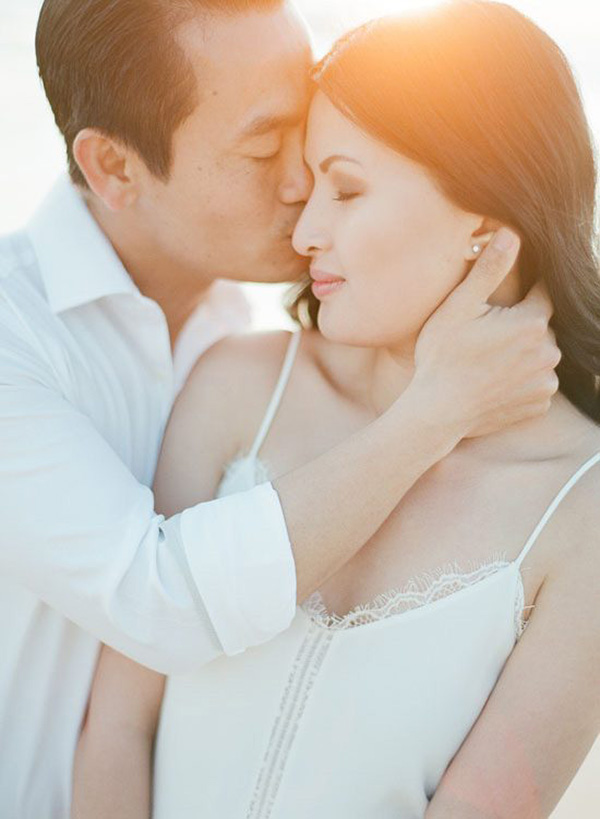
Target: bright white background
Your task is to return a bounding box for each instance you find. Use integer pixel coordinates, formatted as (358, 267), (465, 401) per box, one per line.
(0, 0), (598, 234)
(1, 2), (599, 813)
(1, 0), (598, 326)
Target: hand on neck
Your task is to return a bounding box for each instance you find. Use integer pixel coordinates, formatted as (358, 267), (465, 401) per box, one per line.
(360, 264), (525, 419)
(364, 342), (418, 417)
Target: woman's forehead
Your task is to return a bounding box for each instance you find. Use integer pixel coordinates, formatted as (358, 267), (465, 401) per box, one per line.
(305, 92), (400, 172)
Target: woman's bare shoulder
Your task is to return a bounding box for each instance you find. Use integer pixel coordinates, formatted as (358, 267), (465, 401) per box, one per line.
(544, 414), (600, 576)
(183, 327), (354, 402)
(176, 329), (299, 445)
(564, 424), (600, 522)
(184, 329), (297, 392)
(156, 330), (302, 512)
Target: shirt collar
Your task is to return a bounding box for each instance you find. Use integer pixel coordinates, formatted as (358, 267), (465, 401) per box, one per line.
(27, 175), (253, 390)
(27, 175), (138, 314)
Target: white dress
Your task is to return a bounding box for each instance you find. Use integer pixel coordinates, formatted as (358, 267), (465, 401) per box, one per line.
(153, 330), (600, 818)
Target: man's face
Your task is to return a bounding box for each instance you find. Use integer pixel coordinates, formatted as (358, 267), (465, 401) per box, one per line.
(134, 3), (314, 285)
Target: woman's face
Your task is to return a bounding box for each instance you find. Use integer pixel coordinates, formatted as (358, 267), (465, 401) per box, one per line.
(292, 91), (488, 349)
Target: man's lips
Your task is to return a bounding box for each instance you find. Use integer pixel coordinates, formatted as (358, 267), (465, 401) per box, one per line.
(310, 269), (346, 299)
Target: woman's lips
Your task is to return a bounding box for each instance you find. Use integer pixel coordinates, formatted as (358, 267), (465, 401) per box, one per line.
(310, 270), (345, 300)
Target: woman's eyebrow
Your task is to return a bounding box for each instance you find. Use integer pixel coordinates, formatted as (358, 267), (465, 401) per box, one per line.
(319, 155), (363, 173)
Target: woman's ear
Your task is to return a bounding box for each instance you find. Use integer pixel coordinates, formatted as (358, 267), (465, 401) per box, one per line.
(468, 220), (522, 306)
(72, 128), (139, 211)
(465, 217), (497, 262)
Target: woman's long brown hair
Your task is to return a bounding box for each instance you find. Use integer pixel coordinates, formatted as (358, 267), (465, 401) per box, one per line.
(288, 1), (600, 421)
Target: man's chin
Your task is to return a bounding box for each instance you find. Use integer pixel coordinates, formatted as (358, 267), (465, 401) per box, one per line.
(276, 251), (311, 282)
(242, 255), (309, 285)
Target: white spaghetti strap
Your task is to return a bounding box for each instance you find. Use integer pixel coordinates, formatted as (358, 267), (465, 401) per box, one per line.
(514, 450), (600, 568)
(248, 330), (302, 459)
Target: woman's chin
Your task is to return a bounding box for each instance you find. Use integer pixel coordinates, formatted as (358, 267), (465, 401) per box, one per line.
(317, 312), (358, 345)
(317, 313), (379, 348)
(317, 311), (421, 354)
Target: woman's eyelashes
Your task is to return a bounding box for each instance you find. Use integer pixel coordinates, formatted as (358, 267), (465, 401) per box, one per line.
(333, 191), (360, 202)
(329, 171), (365, 202)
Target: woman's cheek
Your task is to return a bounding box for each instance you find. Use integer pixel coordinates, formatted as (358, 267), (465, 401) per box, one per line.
(337, 203), (386, 268)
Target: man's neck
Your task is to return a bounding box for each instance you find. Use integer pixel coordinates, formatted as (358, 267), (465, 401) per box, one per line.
(127, 263), (208, 349)
(86, 197), (212, 348)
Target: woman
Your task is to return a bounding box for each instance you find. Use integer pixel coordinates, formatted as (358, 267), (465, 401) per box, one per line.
(73, 2), (600, 816)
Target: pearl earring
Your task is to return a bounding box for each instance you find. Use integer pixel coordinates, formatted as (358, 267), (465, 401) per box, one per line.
(472, 244), (482, 255)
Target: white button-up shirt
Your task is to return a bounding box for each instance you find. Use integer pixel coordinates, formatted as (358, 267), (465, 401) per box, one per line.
(0, 177), (297, 817)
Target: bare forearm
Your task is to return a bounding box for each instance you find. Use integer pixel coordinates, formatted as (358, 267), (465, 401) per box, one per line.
(72, 727), (153, 819)
(71, 647), (164, 819)
(425, 780), (545, 819)
(275, 385), (462, 603)
(425, 795), (499, 819)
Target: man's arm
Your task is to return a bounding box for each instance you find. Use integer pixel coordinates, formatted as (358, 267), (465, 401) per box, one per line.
(1, 230), (559, 671)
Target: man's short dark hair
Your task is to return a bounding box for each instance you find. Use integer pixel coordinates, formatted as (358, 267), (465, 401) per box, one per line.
(36, 0), (282, 187)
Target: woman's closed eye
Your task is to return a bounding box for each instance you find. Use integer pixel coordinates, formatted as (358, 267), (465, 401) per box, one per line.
(333, 191), (360, 202)
(329, 171), (365, 202)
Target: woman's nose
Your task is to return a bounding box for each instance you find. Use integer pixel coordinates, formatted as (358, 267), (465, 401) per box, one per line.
(292, 201), (328, 258)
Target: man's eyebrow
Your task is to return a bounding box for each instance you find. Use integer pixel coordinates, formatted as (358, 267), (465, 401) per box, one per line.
(239, 112), (304, 139)
(319, 155), (363, 173)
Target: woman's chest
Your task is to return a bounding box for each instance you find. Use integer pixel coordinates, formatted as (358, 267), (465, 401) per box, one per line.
(317, 467), (551, 618)
(262, 414), (560, 619)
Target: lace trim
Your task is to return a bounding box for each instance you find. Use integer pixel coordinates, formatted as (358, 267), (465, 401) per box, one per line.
(217, 453), (271, 497)
(303, 552), (531, 637)
(217, 452), (536, 639)
(514, 570), (527, 640)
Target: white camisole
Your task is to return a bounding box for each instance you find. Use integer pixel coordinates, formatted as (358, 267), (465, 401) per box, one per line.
(153, 329), (600, 818)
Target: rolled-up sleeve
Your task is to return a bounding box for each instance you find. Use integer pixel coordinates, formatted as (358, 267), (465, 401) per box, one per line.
(180, 483), (297, 656)
(0, 302), (296, 674)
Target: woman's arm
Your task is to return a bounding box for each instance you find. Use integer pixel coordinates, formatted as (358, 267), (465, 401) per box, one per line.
(426, 469), (600, 819)
(72, 648), (165, 819)
(72, 335), (279, 818)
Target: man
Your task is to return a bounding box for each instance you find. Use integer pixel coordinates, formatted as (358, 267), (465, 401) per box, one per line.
(0, 0), (559, 815)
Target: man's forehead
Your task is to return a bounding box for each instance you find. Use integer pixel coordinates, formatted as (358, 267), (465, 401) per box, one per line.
(178, 5), (314, 86)
(238, 84), (313, 138)
(214, 39), (313, 109)
(175, 5), (314, 137)
(227, 49), (314, 141)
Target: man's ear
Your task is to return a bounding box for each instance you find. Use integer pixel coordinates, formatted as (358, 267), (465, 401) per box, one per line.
(72, 128), (139, 211)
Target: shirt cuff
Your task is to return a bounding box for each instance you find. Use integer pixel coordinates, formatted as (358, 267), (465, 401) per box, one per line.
(180, 482), (297, 656)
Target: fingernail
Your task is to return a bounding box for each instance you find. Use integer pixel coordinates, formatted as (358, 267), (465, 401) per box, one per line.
(493, 228), (518, 252)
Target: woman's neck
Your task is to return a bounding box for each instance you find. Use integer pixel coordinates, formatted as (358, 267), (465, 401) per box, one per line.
(365, 342), (417, 415)
(348, 338), (583, 465)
